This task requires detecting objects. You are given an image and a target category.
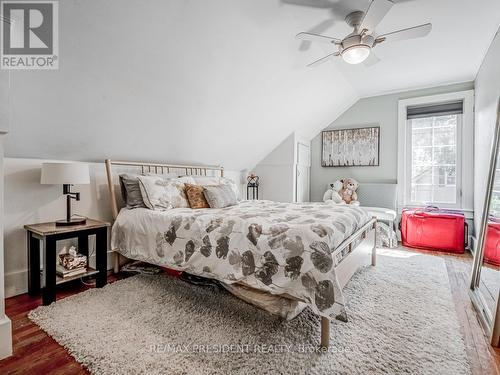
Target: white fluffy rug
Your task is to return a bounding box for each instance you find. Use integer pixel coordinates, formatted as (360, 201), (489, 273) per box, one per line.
(29, 251), (471, 375)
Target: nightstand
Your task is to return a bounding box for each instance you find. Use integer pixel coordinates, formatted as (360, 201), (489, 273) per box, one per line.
(24, 219), (110, 305)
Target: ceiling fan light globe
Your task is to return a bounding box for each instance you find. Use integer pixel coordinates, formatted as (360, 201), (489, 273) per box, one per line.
(341, 45), (370, 64)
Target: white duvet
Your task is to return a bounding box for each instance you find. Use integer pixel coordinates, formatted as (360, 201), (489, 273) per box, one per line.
(111, 200), (371, 320)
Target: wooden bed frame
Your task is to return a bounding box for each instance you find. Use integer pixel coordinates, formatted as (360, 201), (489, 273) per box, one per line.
(104, 159), (377, 348)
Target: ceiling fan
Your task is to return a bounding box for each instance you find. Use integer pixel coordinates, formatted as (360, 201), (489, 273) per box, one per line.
(296, 0), (432, 66)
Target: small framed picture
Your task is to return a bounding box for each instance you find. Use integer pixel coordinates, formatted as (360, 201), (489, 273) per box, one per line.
(321, 126), (380, 167)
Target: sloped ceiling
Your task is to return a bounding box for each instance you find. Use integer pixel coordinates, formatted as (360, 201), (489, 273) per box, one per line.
(300, 0), (500, 98)
(3, 0), (500, 171)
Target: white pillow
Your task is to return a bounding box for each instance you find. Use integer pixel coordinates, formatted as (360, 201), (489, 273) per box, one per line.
(137, 175), (190, 210)
(221, 177), (240, 200)
(191, 176), (220, 185)
(177, 175), (196, 185)
(191, 176), (240, 200)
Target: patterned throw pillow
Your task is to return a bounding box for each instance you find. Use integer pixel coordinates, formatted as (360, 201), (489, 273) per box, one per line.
(191, 176), (240, 200)
(137, 175), (190, 210)
(119, 172), (178, 209)
(185, 183), (210, 209)
(203, 184), (237, 208)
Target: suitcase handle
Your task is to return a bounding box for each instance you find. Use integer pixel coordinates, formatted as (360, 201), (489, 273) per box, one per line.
(413, 210), (428, 217)
(425, 205), (440, 211)
(464, 222), (468, 249)
(412, 206), (440, 216)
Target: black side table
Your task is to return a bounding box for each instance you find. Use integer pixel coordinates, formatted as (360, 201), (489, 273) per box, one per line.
(24, 219), (110, 305)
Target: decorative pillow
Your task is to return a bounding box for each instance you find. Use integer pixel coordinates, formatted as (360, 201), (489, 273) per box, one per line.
(191, 176), (240, 200)
(119, 172), (179, 209)
(145, 172), (180, 179)
(119, 174), (146, 209)
(192, 176), (221, 185)
(221, 177), (239, 200)
(137, 175), (189, 210)
(203, 184), (237, 208)
(185, 183), (210, 209)
(177, 175), (197, 185)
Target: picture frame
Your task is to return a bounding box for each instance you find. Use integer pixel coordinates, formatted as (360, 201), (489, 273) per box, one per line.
(321, 126), (380, 167)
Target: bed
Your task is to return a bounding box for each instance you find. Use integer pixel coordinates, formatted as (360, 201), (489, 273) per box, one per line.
(105, 159), (377, 348)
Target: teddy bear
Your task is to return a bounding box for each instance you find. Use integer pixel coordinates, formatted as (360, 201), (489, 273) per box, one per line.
(323, 180), (344, 204)
(339, 178), (360, 205)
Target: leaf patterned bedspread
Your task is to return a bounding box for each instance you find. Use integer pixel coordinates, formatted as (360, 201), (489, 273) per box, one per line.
(111, 200), (372, 320)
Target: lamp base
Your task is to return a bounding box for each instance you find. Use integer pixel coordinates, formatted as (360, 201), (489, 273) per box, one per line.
(56, 217), (87, 226)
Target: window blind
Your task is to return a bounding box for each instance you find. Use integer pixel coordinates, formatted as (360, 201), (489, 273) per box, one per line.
(406, 100), (463, 119)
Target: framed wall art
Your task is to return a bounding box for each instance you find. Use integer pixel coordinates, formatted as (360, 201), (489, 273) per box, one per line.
(321, 126), (380, 167)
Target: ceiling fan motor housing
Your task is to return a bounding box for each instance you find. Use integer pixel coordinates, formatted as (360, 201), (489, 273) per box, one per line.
(339, 34), (374, 55)
(345, 10), (365, 29)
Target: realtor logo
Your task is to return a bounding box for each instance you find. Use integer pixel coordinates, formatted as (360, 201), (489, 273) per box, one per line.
(1, 1), (58, 69)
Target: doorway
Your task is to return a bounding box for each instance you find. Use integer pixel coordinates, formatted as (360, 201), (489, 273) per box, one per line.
(295, 142), (310, 202)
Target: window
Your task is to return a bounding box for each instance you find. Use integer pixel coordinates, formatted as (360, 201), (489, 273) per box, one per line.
(398, 90), (474, 212)
(407, 101), (462, 205)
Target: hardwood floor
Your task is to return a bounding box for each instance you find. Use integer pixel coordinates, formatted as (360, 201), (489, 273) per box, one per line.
(442, 253), (500, 375)
(0, 274), (128, 375)
(1, 250), (499, 375)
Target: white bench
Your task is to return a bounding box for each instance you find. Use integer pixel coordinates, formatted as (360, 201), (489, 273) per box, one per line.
(356, 183), (398, 247)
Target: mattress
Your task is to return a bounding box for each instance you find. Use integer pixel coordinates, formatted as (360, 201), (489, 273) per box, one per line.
(111, 200), (371, 319)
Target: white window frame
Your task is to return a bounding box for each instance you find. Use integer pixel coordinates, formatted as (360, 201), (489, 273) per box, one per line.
(397, 90), (474, 216)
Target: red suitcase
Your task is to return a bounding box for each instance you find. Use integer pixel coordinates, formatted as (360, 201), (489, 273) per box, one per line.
(400, 206), (467, 254)
(484, 220), (500, 266)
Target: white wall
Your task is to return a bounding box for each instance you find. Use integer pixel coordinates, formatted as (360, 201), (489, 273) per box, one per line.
(309, 82), (474, 202)
(1, 0), (357, 172)
(474, 27), (500, 236)
(253, 133), (296, 202)
(252, 132), (310, 202)
(0, 136), (13, 359)
(3, 157), (241, 297)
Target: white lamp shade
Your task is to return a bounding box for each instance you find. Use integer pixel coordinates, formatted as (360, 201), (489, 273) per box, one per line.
(41, 163), (90, 185)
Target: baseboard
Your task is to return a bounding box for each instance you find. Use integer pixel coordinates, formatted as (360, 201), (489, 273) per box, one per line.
(5, 250), (115, 298)
(0, 316), (12, 359)
(4, 269), (27, 298)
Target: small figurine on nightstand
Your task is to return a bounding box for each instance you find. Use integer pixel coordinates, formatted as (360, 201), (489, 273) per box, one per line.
(247, 173), (259, 200)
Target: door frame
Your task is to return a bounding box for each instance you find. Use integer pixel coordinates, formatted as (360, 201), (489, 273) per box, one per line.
(295, 141), (310, 202)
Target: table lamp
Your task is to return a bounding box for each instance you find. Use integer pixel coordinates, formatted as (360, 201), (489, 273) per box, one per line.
(41, 162), (90, 226)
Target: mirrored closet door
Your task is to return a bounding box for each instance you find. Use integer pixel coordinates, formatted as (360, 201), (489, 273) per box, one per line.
(470, 99), (500, 346)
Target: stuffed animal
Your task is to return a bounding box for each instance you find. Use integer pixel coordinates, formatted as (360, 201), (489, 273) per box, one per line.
(323, 180), (344, 204)
(339, 178), (360, 205)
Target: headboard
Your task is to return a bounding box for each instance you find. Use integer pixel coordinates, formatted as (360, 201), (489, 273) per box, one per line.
(104, 159), (224, 221)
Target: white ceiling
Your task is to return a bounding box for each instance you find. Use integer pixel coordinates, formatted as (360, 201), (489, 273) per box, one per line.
(3, 0), (500, 171)
(286, 0), (500, 97)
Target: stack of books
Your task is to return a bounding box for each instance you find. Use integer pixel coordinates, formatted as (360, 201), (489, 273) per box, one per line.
(56, 264), (87, 278)
(57, 251), (88, 278)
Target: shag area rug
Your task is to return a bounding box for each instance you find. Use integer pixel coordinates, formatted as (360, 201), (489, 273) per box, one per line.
(29, 251), (471, 375)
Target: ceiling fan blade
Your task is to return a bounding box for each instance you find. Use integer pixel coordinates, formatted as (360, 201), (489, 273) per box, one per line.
(296, 32), (340, 44)
(363, 52), (380, 67)
(360, 0), (394, 33)
(307, 52), (340, 67)
(376, 23), (432, 43)
(281, 0), (336, 9)
(299, 19), (336, 51)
